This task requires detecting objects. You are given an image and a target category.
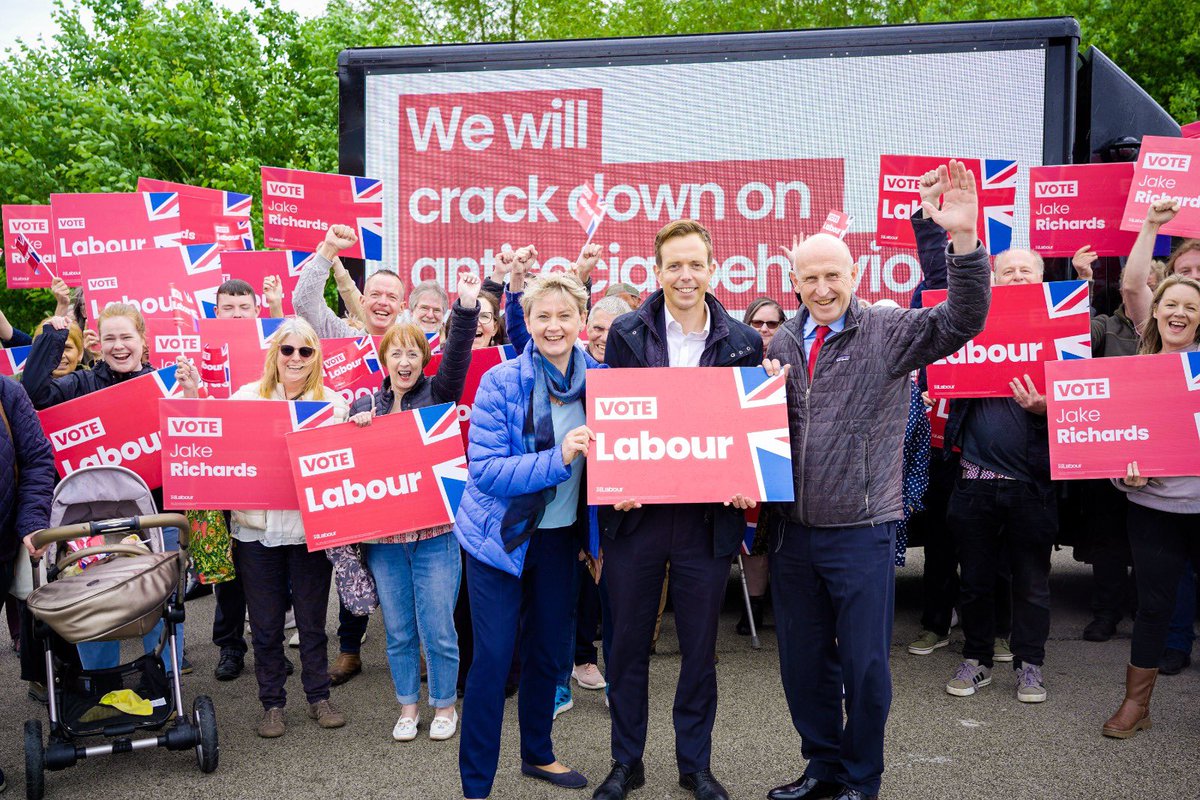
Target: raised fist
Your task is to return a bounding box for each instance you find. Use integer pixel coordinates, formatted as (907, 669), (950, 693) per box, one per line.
(323, 224), (358, 252)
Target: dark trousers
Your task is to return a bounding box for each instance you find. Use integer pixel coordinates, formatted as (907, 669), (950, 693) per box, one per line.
(456, 549), (522, 695)
(234, 539), (332, 709)
(948, 478), (1054, 668)
(1127, 504), (1200, 669)
(1080, 481), (1133, 623)
(574, 559), (602, 666)
(459, 528), (577, 799)
(919, 453), (960, 635)
(771, 521), (895, 796)
(602, 504), (730, 774)
(212, 577), (248, 654)
(338, 599), (369, 654)
(1166, 567), (1197, 653)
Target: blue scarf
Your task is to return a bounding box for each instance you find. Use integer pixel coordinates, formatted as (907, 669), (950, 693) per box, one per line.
(500, 345), (587, 553)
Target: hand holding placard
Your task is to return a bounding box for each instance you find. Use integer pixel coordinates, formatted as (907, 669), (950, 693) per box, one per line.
(175, 356), (201, 398)
(561, 424), (595, 465)
(1071, 246), (1098, 281)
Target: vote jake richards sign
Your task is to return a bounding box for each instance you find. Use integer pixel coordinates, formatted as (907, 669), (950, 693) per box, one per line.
(585, 367), (794, 505)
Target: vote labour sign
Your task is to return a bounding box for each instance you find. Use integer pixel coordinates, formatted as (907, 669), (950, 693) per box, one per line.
(77, 243), (224, 329)
(196, 318), (285, 392)
(1029, 163), (1150, 257)
(219, 250), (312, 317)
(160, 398), (343, 510)
(137, 178), (254, 251)
(3, 205), (59, 288)
(1045, 352), (1200, 479)
(1121, 136), (1200, 239)
(145, 316), (202, 369)
(322, 336), (383, 405)
(38, 366), (181, 486)
(875, 155), (1017, 253)
(286, 402), (468, 550)
(261, 166), (383, 260)
(50, 192), (184, 286)
(585, 367), (794, 505)
(924, 281), (1092, 398)
(423, 344), (516, 448)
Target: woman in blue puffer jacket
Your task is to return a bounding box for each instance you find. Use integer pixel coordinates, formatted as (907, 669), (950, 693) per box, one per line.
(455, 272), (599, 799)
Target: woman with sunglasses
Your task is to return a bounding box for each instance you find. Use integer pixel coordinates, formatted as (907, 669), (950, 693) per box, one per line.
(178, 317), (349, 738)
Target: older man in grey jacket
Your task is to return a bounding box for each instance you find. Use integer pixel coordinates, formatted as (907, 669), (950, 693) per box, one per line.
(762, 161), (991, 800)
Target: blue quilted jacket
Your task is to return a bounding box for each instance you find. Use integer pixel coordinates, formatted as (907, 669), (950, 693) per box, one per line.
(1, 375), (56, 563)
(453, 341), (601, 576)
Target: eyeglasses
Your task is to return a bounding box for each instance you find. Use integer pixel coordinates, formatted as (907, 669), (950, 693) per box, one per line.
(478, 312), (496, 323)
(279, 345), (315, 358)
(751, 319), (781, 331)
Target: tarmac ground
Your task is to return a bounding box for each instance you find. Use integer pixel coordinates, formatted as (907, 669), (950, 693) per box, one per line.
(1, 547), (1197, 800)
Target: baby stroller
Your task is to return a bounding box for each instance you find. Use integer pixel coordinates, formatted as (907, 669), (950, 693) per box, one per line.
(22, 466), (218, 800)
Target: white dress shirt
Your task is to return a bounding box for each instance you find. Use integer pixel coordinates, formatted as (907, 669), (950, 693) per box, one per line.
(664, 302), (711, 367)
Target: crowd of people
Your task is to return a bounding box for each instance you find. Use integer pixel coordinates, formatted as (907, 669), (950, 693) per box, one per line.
(1, 157), (1199, 800)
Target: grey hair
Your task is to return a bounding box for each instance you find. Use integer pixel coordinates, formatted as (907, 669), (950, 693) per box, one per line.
(590, 296), (632, 319)
(605, 282), (640, 298)
(409, 280), (450, 309)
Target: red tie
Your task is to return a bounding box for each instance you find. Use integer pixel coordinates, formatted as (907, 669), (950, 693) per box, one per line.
(808, 325), (830, 381)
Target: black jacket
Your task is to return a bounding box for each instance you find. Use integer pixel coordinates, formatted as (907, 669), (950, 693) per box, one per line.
(23, 324), (154, 410)
(599, 290), (763, 557)
(1, 375), (56, 563)
(350, 299), (479, 416)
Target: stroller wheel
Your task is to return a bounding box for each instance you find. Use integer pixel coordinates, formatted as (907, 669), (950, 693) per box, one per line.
(24, 719), (45, 800)
(192, 696), (219, 774)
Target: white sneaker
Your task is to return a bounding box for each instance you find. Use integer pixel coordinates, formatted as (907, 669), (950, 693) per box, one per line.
(288, 631), (300, 648)
(429, 709), (458, 741)
(572, 663), (607, 690)
(392, 713), (419, 742)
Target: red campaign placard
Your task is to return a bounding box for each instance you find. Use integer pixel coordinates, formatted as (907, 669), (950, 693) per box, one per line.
(145, 316), (202, 369)
(261, 166), (383, 260)
(876, 154), (1017, 252)
(160, 397), (342, 509)
(286, 402), (467, 550)
(1028, 163), (1148, 257)
(196, 317), (285, 392)
(1046, 352), (1200, 479)
(924, 280), (1092, 398)
(322, 336), (383, 405)
(218, 250), (312, 317)
(1121, 135), (1200, 238)
(49, 192), (184, 286)
(585, 367), (794, 504)
(927, 396), (950, 449)
(138, 178), (254, 251)
(422, 344), (516, 448)
(77, 243), (225, 330)
(3, 205), (60, 288)
(38, 366), (181, 487)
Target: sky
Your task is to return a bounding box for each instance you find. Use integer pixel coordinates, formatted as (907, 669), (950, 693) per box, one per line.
(0, 0), (331, 50)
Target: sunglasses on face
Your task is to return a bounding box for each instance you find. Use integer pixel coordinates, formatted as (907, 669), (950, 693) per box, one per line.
(279, 345), (315, 358)
(751, 319), (781, 330)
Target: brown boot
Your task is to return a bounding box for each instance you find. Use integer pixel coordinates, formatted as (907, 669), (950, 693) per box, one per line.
(1102, 664), (1157, 738)
(329, 652), (362, 686)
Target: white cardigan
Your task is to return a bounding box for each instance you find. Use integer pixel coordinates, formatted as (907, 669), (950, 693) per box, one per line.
(229, 380), (349, 547)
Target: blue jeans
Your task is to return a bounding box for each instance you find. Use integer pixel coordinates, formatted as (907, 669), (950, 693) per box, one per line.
(77, 527), (184, 674)
(364, 534), (461, 708)
(1166, 567), (1197, 654)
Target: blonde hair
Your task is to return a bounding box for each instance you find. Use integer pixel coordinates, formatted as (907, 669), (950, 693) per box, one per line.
(259, 317), (327, 399)
(1139, 274), (1200, 355)
(379, 322), (432, 369)
(96, 303), (149, 364)
(520, 273), (589, 319)
(37, 317), (84, 360)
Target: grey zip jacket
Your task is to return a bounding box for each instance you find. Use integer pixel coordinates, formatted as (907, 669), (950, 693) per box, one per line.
(766, 242), (991, 528)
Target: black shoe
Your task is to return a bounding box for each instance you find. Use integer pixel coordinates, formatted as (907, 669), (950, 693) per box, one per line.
(679, 769), (730, 800)
(832, 790), (877, 800)
(736, 598), (766, 636)
(521, 762), (588, 789)
(768, 774), (842, 800)
(214, 649), (245, 681)
(592, 761), (644, 800)
(284, 654), (295, 676)
(1082, 617), (1117, 642)
(1160, 648), (1192, 675)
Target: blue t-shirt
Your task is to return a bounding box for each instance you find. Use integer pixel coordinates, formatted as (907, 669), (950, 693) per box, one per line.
(541, 398), (586, 528)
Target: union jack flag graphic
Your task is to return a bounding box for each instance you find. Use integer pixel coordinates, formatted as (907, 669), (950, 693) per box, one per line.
(0, 345), (30, 376)
(287, 251), (314, 277)
(734, 366), (788, 409)
(352, 177), (383, 203)
(1043, 280), (1090, 320)
(152, 365), (183, 397)
(290, 401), (338, 432)
(741, 505), (760, 556)
(981, 159), (1018, 255)
(144, 191), (180, 221)
(235, 219), (254, 250)
(224, 191), (253, 216)
(425, 330), (442, 356)
(13, 233), (50, 276)
(355, 337), (381, 374)
(431, 454), (469, 521)
(1053, 333), (1092, 361)
(258, 318), (286, 348)
(358, 217), (384, 261)
(1183, 351), (1200, 392)
(746, 428), (795, 502)
(182, 243), (222, 275)
(416, 401), (461, 445)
